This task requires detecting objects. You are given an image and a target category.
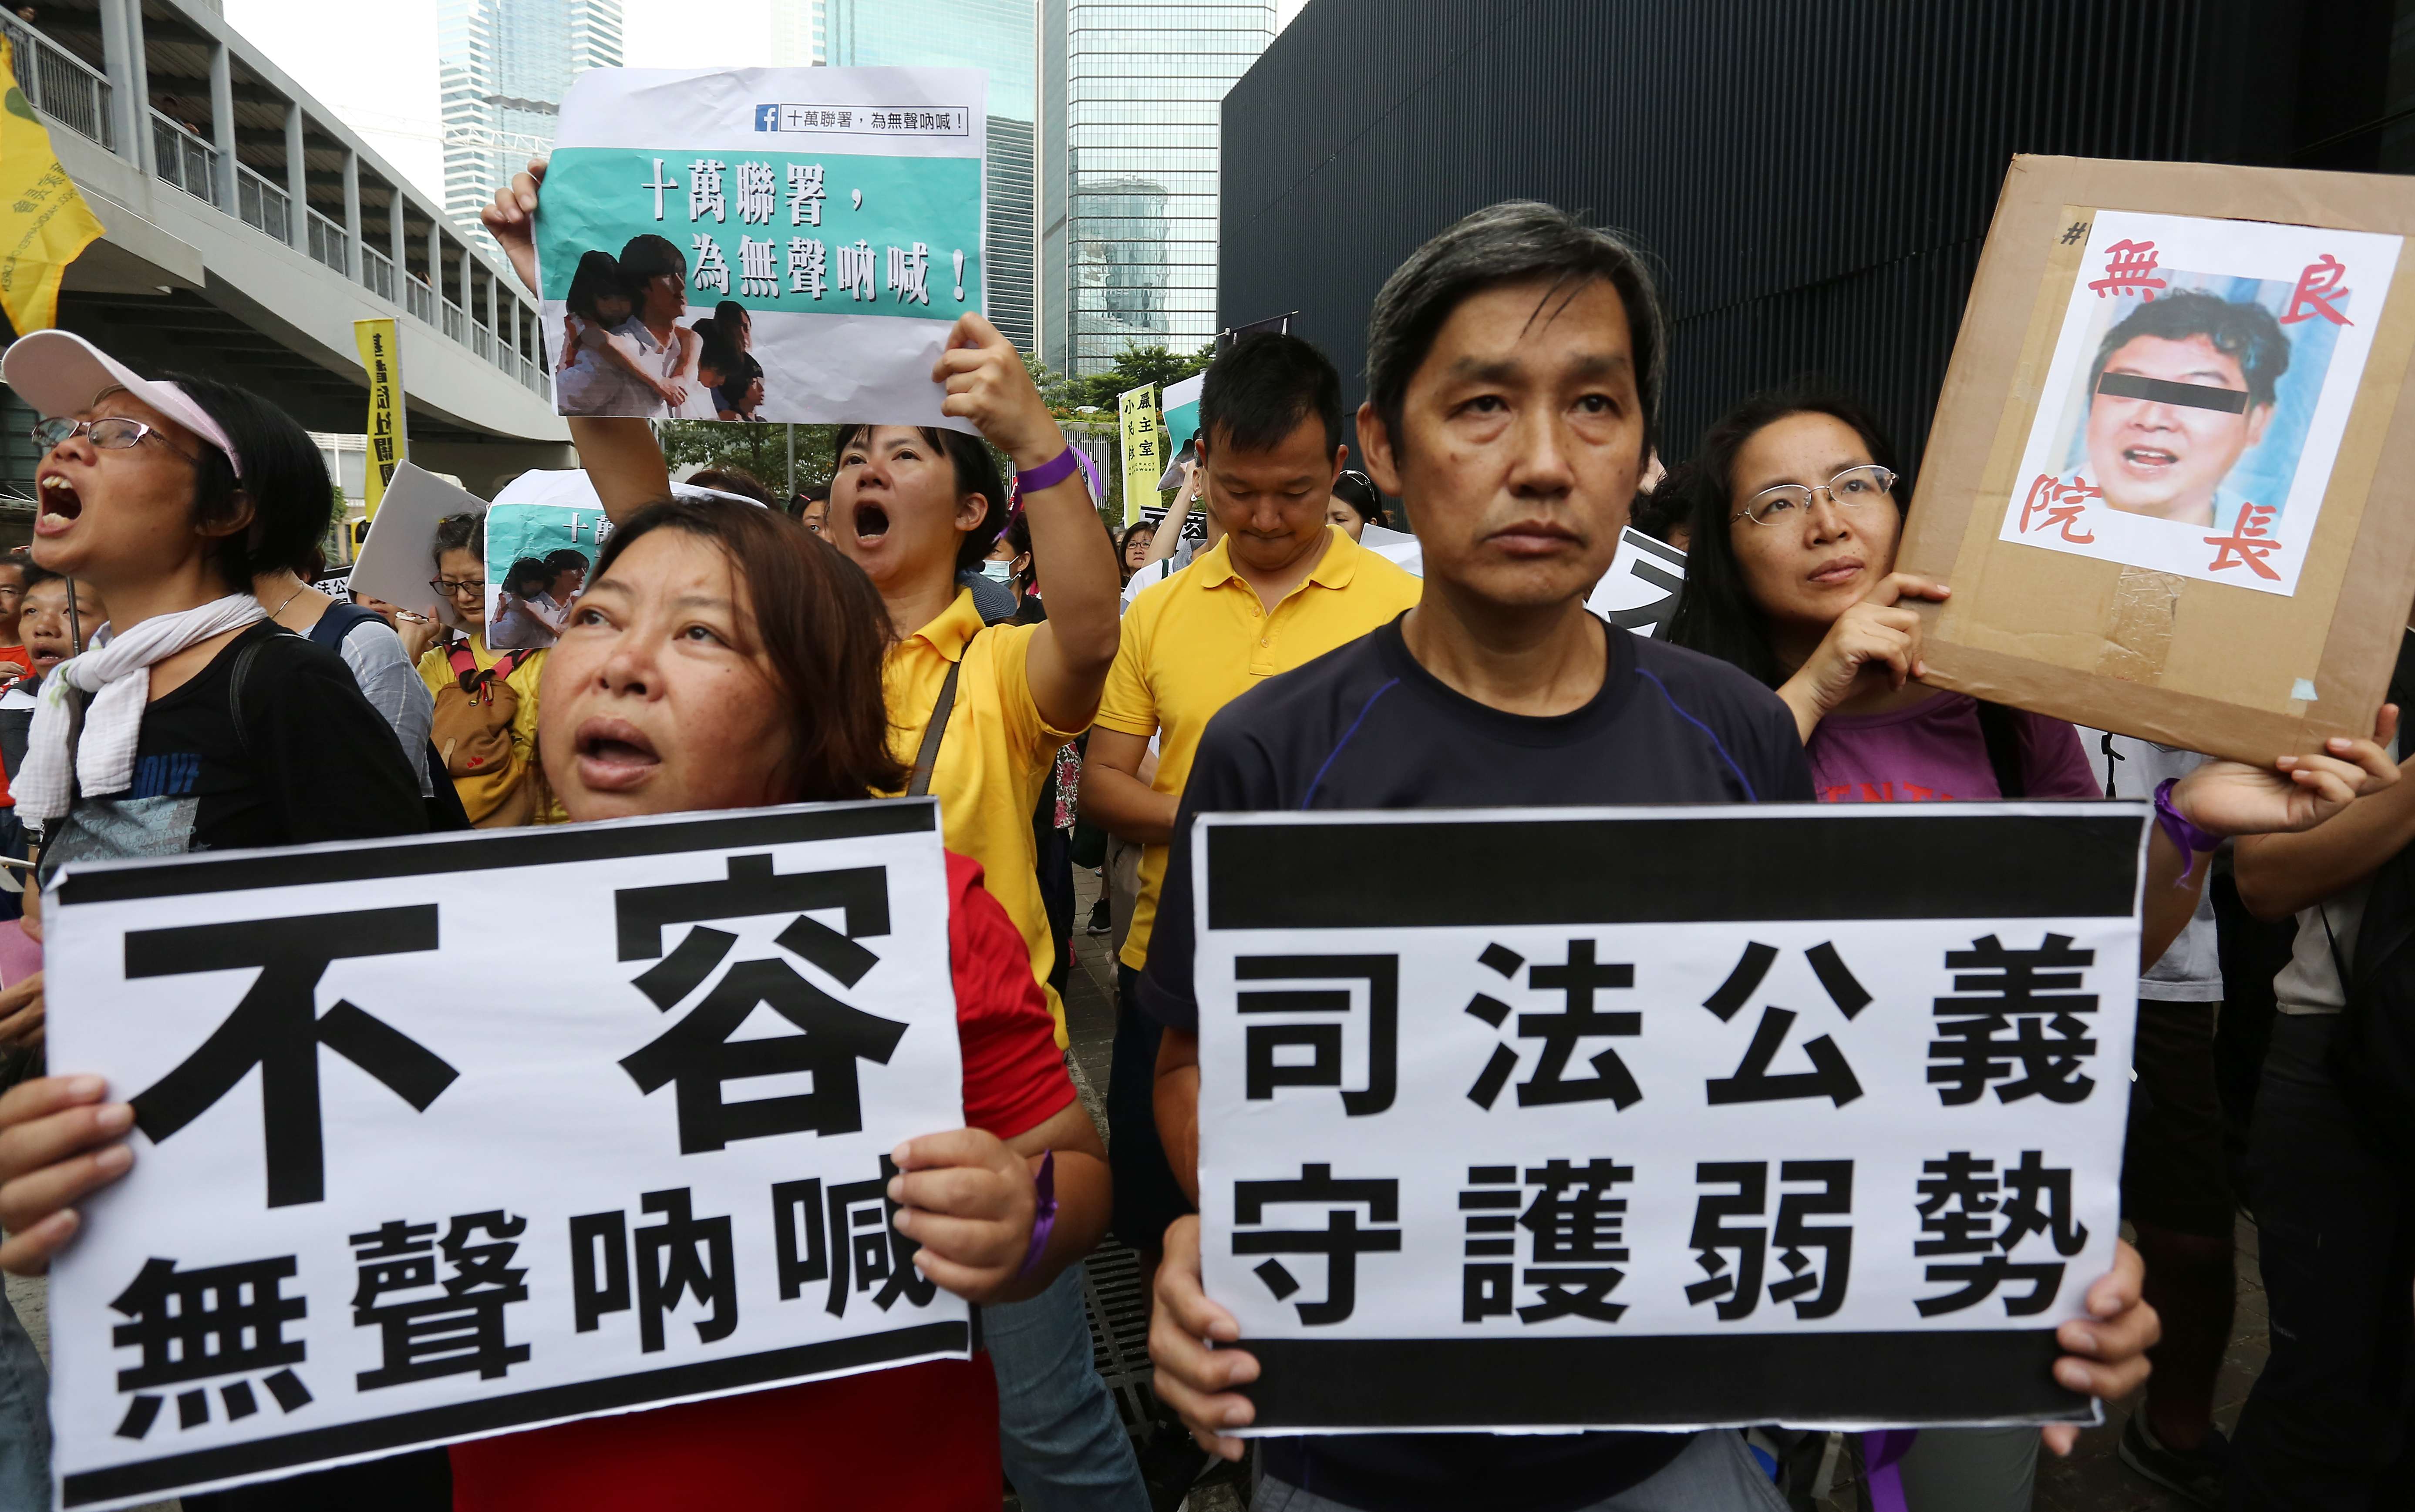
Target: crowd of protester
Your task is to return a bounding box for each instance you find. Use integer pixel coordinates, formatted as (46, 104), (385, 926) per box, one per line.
(0, 172), (2395, 1512)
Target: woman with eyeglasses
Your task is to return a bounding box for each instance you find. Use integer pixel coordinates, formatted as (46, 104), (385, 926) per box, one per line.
(1664, 380), (2401, 1511)
(417, 513), (552, 826)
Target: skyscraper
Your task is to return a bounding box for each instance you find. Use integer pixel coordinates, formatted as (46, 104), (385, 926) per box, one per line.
(826, 0), (1035, 352)
(769, 0), (827, 66)
(1038, 1), (1275, 376)
(439, 0), (624, 248)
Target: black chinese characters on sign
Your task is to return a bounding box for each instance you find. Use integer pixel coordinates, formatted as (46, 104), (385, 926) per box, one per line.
(350, 1211), (532, 1390)
(1685, 1160), (1854, 1320)
(613, 856), (908, 1153)
(1915, 1150), (2089, 1316)
(1233, 1164), (1401, 1326)
(1236, 954), (1397, 1116)
(110, 1256), (311, 1440)
(1464, 941), (1643, 1110)
(771, 1156), (936, 1318)
(125, 907), (458, 1208)
(1929, 934), (2099, 1106)
(1462, 1159), (1637, 1324)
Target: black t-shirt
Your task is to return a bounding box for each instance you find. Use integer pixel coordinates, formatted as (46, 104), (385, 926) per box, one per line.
(40, 623), (427, 877)
(1138, 613), (1814, 1512)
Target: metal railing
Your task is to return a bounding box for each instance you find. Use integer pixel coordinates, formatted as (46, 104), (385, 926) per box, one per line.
(235, 165), (290, 245)
(472, 321), (494, 362)
(523, 361), (550, 400)
(304, 209), (347, 276)
(0, 15), (114, 151)
(361, 246), (394, 301)
(404, 272), (435, 325)
(441, 299), (466, 343)
(151, 112), (219, 208)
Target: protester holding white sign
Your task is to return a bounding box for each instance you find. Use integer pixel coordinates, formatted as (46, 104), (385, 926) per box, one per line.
(0, 496), (1108, 1510)
(1139, 202), (2392, 1511)
(536, 67), (988, 428)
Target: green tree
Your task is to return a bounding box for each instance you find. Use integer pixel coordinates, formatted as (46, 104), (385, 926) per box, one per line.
(659, 422), (841, 497)
(1070, 341), (1216, 410)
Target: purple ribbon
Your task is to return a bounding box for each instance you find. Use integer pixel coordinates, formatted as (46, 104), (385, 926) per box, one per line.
(1862, 1429), (1919, 1512)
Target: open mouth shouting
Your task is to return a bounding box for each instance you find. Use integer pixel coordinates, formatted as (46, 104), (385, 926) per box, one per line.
(574, 717), (662, 792)
(852, 501), (891, 549)
(34, 470), (83, 535)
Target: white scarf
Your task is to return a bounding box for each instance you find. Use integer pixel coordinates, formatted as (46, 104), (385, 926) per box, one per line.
(15, 594), (268, 826)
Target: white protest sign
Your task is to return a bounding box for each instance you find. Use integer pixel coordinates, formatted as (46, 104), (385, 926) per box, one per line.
(538, 67), (987, 427)
(1193, 803), (2145, 1433)
(347, 464), (485, 630)
(44, 801), (968, 1509)
(1585, 527), (1687, 638)
(1357, 524), (1686, 638)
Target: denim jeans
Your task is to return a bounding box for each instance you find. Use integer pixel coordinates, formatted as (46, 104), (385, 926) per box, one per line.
(0, 1291), (48, 1512)
(986, 1263), (1149, 1512)
(2227, 1012), (2415, 1510)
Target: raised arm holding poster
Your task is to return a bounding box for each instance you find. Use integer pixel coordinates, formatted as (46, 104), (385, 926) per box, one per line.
(40, 802), (967, 1509)
(1192, 803), (2147, 1433)
(535, 67), (987, 427)
(1900, 155), (2415, 763)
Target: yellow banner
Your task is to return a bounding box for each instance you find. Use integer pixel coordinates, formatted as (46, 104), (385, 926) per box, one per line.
(354, 319), (405, 518)
(0, 37), (103, 335)
(1117, 383), (1161, 527)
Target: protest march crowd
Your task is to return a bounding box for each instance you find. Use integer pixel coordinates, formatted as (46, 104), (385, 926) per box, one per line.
(0, 152), (2401, 1512)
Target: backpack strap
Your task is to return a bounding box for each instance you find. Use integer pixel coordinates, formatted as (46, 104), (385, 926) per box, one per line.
(907, 631), (979, 799)
(226, 633), (270, 760)
(306, 602), (383, 652)
(1974, 700), (2027, 801)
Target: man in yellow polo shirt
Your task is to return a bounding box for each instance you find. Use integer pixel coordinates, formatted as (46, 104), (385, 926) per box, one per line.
(1082, 333), (1421, 1262)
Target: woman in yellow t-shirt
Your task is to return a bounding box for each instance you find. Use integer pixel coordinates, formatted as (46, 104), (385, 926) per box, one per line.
(413, 511), (549, 826)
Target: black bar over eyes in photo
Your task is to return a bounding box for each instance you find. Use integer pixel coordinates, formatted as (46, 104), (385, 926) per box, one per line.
(1204, 813), (2146, 929)
(2095, 371), (2250, 413)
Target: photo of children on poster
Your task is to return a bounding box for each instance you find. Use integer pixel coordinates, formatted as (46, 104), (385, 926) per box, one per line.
(536, 67), (987, 427)
(2000, 208), (2403, 596)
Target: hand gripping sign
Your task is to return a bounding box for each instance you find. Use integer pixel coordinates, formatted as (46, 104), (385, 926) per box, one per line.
(1192, 803), (2146, 1433)
(41, 801), (965, 1509)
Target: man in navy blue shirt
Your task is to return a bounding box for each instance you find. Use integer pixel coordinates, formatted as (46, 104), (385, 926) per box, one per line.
(1140, 201), (2163, 1512)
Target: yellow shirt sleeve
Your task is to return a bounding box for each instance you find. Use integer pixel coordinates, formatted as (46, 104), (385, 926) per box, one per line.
(986, 620), (1084, 756)
(1093, 591), (1158, 739)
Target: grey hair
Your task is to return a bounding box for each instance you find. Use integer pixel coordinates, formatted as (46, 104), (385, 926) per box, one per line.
(1364, 200), (1666, 456)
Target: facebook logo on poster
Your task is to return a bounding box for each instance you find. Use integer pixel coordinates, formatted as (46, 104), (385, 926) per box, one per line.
(754, 104), (780, 131)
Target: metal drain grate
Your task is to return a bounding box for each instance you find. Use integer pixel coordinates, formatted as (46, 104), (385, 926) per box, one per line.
(1079, 1238), (1158, 1434)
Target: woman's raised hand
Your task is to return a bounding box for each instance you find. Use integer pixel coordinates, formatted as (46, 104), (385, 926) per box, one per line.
(481, 157), (548, 298)
(0, 1075), (135, 1274)
(2172, 704), (2399, 839)
(1778, 572), (1951, 737)
(885, 1126), (1040, 1305)
(933, 313), (1064, 473)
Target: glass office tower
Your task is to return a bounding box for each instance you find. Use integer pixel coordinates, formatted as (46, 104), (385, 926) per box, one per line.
(439, 0), (623, 251)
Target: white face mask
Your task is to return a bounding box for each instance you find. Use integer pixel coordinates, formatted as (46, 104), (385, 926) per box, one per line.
(979, 559), (1015, 582)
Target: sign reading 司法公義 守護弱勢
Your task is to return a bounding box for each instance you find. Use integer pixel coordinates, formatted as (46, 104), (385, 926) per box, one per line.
(1192, 803), (2148, 1434)
(536, 66), (986, 427)
(41, 800), (967, 1510)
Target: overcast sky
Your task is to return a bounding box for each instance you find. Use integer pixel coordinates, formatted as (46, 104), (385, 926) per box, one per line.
(219, 0), (1309, 208)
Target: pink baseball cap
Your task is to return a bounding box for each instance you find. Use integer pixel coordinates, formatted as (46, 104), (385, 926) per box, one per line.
(2, 329), (245, 480)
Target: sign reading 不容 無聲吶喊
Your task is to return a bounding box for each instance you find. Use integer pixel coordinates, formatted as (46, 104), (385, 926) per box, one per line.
(1194, 803), (2147, 1434)
(42, 800), (969, 1510)
(536, 67), (986, 428)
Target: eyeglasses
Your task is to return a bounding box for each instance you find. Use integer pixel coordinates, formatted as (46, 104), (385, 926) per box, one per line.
(30, 415), (202, 468)
(428, 577), (484, 600)
(1732, 464), (1896, 526)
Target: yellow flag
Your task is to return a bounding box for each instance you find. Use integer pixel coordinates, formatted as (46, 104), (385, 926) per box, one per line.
(0, 36), (104, 335)
(353, 319), (405, 518)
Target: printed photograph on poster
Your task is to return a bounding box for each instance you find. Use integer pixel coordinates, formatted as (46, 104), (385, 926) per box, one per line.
(40, 801), (968, 1510)
(2001, 208), (2404, 595)
(536, 67), (986, 427)
(481, 471), (616, 651)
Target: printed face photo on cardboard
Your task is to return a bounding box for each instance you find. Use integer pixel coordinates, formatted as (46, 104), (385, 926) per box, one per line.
(2079, 289), (2287, 528)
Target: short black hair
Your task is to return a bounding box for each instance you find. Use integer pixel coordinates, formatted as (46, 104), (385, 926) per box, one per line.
(617, 233), (688, 289)
(432, 512), (483, 564)
(503, 557), (552, 596)
(1626, 460), (1697, 544)
(18, 564), (59, 594)
(1664, 380), (1906, 687)
(830, 424), (1007, 573)
(2089, 290), (2290, 410)
(1329, 468), (1383, 526)
(168, 373), (338, 590)
(1199, 333), (1343, 457)
(1365, 200), (1664, 459)
(542, 548), (589, 575)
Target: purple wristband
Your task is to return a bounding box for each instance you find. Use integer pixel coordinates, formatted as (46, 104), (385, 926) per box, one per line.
(1014, 1149), (1058, 1281)
(2154, 776), (2220, 882)
(1016, 447), (1083, 496)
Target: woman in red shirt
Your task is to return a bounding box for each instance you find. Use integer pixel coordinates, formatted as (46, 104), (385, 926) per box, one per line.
(0, 496), (1111, 1512)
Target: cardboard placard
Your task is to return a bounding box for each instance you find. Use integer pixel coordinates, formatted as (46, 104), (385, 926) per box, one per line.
(1897, 155), (2415, 764)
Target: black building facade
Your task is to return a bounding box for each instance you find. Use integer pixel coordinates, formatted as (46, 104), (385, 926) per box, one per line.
(1219, 0), (2409, 476)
